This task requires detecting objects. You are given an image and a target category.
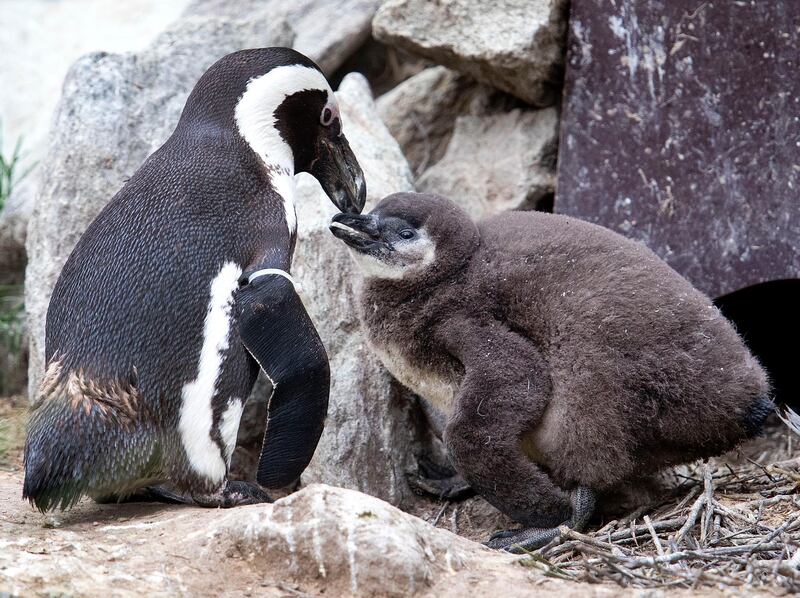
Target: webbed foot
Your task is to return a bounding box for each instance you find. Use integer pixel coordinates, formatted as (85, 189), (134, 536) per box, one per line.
(485, 486), (596, 553)
(486, 525), (563, 552)
(97, 481), (273, 508)
(193, 480), (273, 507)
(407, 454), (475, 501)
(138, 485), (196, 505)
(407, 472), (474, 501)
(96, 484), (195, 506)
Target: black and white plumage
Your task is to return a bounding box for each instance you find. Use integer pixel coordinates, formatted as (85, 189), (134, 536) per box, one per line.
(23, 47), (366, 511)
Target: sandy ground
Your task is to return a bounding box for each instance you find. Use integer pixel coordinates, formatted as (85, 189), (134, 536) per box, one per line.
(0, 469), (305, 597)
(0, 399), (788, 597)
(0, 469), (759, 598)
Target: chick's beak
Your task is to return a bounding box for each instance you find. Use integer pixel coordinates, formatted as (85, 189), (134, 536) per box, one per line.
(329, 213), (382, 251)
(312, 135), (366, 214)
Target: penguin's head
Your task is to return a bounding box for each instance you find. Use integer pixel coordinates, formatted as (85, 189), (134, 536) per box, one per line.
(329, 192), (479, 281)
(179, 47), (366, 213)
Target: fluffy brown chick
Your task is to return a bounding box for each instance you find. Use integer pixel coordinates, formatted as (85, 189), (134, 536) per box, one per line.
(331, 192), (772, 551)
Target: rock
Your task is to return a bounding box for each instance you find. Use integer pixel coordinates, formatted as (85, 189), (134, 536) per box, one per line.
(373, 0), (569, 107)
(290, 73), (419, 504)
(556, 1), (800, 299)
(192, 0), (383, 75)
(377, 66), (519, 176)
(212, 484), (481, 597)
(288, 0), (383, 75)
(331, 37), (431, 98)
(415, 108), (558, 219)
(0, 1), (190, 281)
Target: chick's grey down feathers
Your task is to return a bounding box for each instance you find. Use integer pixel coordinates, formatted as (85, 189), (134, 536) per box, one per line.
(353, 192), (771, 530)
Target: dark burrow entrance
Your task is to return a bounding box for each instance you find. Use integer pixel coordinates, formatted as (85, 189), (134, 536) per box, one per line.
(715, 279), (799, 409)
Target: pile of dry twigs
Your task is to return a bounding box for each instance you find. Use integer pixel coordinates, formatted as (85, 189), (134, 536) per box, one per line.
(521, 424), (800, 590)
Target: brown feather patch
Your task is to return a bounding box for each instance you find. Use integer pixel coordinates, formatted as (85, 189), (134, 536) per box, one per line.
(34, 360), (143, 427)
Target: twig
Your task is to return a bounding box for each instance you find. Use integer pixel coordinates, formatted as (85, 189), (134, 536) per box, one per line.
(672, 493), (706, 547)
(701, 464), (715, 546)
(644, 515), (665, 556)
(526, 443), (800, 590)
(431, 502), (448, 527)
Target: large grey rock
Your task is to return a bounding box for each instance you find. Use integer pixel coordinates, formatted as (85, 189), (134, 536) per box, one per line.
(0, 0), (189, 282)
(416, 108), (558, 219)
(292, 73), (418, 505)
(191, 0), (382, 75)
(211, 484), (482, 597)
(332, 37), (432, 98)
(377, 66), (518, 177)
(373, 0), (569, 107)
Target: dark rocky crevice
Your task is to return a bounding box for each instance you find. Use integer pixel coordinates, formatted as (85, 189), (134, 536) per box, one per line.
(715, 279), (800, 409)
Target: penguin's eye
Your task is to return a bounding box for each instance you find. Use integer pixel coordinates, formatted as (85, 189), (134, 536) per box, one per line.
(399, 229), (416, 240)
(321, 107), (335, 126)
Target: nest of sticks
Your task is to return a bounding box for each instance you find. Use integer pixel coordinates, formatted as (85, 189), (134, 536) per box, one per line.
(519, 421), (800, 591)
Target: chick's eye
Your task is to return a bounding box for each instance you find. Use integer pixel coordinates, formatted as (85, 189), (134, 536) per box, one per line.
(321, 107), (334, 126)
(399, 229), (416, 240)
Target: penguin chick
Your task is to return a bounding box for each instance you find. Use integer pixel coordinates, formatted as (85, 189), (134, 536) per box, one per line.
(23, 47), (366, 512)
(330, 192), (773, 552)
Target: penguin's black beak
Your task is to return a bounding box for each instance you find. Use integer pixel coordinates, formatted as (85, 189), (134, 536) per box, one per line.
(329, 213), (384, 251)
(312, 135), (367, 214)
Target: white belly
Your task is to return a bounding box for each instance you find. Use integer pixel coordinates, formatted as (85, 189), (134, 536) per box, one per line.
(372, 343), (456, 415)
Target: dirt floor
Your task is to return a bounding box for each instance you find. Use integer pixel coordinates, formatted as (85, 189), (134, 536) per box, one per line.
(1, 398), (797, 597)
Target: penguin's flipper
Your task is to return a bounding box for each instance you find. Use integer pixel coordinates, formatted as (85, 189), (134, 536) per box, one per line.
(236, 273), (330, 490)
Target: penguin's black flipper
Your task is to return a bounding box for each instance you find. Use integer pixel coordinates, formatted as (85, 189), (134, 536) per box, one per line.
(236, 273), (330, 489)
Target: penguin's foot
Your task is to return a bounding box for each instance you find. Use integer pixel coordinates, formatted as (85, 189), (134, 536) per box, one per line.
(113, 481), (272, 508)
(407, 454), (475, 501)
(486, 525), (564, 552)
(486, 486), (596, 553)
(192, 481), (273, 508)
(95, 484), (195, 506)
(135, 485), (196, 505)
(407, 472), (474, 501)
(417, 453), (459, 479)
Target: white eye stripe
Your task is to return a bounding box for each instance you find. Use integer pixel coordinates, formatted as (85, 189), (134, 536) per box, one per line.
(234, 64), (336, 236)
(235, 64), (335, 171)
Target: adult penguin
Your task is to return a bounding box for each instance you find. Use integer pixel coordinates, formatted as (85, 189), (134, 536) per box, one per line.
(23, 47), (366, 511)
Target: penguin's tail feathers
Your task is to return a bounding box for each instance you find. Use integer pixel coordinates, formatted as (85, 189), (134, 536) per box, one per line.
(778, 406), (800, 437)
(738, 395), (775, 439)
(23, 363), (160, 512)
